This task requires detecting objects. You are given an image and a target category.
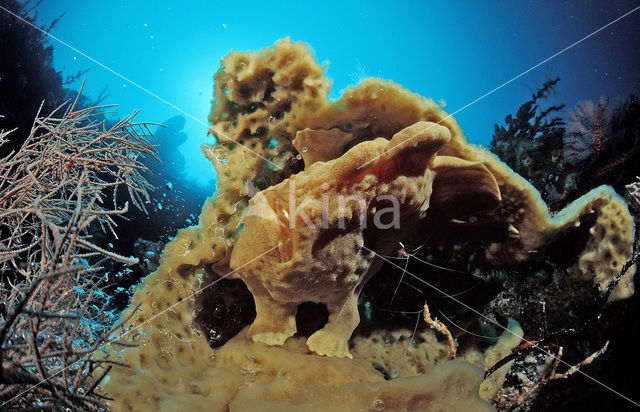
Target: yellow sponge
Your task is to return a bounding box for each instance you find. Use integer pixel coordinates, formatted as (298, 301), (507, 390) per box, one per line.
(101, 39), (636, 410)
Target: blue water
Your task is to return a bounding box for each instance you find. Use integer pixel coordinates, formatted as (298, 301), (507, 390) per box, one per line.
(34, 0), (640, 187)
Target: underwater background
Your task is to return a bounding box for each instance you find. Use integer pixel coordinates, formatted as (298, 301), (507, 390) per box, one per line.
(1, 0), (640, 410)
(27, 0), (640, 186)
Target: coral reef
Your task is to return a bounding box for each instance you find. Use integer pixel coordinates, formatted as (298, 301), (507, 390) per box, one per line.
(487, 79), (640, 409)
(489, 77), (565, 202)
(569, 94), (640, 199)
(563, 97), (613, 165)
(101, 39), (637, 410)
(0, 95), (158, 409)
(490, 79), (640, 210)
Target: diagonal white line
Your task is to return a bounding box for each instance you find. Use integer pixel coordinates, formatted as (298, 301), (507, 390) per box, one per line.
(0, 243), (280, 408)
(0, 5), (282, 171)
(3, 1), (639, 408)
(357, 5), (640, 170)
(363, 245), (640, 408)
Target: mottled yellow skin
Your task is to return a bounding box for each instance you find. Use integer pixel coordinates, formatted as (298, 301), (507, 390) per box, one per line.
(230, 121), (505, 357)
(230, 121), (453, 357)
